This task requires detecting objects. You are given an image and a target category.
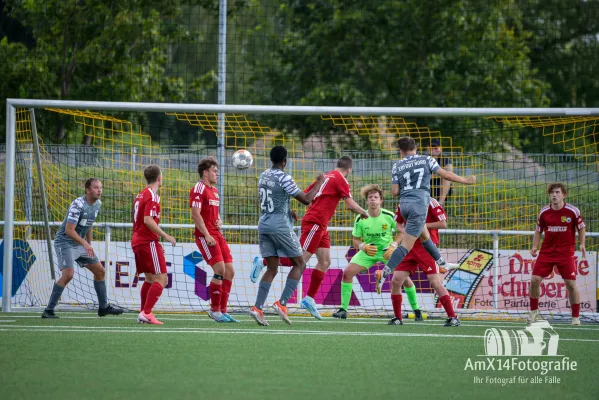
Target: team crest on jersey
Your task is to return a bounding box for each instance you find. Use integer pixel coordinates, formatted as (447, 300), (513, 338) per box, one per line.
(214, 193), (220, 199)
(382, 224), (388, 230)
(561, 216), (571, 223)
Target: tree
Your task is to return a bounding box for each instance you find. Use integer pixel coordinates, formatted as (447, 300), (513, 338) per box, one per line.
(243, 0), (551, 150)
(0, 0), (216, 143)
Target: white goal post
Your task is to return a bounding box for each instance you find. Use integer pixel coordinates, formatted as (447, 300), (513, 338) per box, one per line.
(3, 99), (599, 316)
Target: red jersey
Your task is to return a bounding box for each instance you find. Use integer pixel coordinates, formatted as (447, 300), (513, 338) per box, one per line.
(395, 198), (446, 245)
(131, 187), (161, 247)
(536, 202), (584, 255)
(190, 181), (220, 237)
(302, 170), (351, 226)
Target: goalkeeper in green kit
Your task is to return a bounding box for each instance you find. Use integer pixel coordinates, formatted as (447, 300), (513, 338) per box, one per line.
(333, 184), (421, 319)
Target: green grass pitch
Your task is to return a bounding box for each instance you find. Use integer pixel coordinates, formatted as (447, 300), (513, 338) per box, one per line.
(1, 312), (598, 400)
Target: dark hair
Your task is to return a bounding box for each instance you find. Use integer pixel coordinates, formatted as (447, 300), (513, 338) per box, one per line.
(336, 156), (353, 170)
(547, 182), (568, 195)
(397, 136), (417, 151)
(144, 164), (161, 184)
(270, 146), (287, 164)
(197, 157), (218, 178)
(84, 178), (100, 190)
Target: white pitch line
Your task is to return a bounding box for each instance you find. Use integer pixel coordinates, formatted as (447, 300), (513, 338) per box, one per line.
(1, 324), (599, 342)
(2, 315), (597, 332)
(0, 320), (16, 323)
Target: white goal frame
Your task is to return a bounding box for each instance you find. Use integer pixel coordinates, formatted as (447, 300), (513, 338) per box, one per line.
(4, 99), (599, 313)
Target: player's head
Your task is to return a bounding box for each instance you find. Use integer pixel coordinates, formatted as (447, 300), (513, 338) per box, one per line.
(144, 164), (162, 187)
(336, 156), (353, 176)
(84, 178), (102, 200)
(397, 136), (417, 156)
(198, 157), (219, 185)
(360, 184), (383, 209)
(270, 146), (287, 168)
(547, 182), (567, 204)
(427, 138), (442, 157)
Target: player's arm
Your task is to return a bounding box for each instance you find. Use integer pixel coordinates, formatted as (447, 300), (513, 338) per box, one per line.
(85, 228), (93, 245)
(439, 162), (453, 204)
(531, 230), (542, 257)
(294, 174), (325, 205)
(392, 183), (400, 197)
(65, 223), (94, 257)
(578, 226), (586, 259)
(144, 216), (176, 246)
(353, 236), (377, 256)
(191, 207), (214, 245)
(435, 167), (475, 185)
(427, 219), (446, 230)
(344, 197), (368, 219)
(384, 223), (405, 260)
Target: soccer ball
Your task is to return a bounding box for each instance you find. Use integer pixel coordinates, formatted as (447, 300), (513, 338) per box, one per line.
(232, 149), (253, 170)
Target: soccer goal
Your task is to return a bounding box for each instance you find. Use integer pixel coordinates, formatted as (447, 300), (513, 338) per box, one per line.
(2, 99), (598, 322)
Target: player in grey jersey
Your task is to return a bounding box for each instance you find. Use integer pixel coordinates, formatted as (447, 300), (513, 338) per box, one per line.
(250, 146), (324, 326)
(42, 178), (123, 318)
(377, 137), (475, 324)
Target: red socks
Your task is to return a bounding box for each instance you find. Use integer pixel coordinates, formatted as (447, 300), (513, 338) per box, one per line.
(209, 281), (223, 312)
(143, 282), (164, 314)
(220, 279), (232, 314)
(140, 281), (152, 311)
(391, 294), (403, 320)
(307, 269), (325, 298)
(439, 295), (456, 318)
(530, 298), (539, 311)
(572, 303), (580, 318)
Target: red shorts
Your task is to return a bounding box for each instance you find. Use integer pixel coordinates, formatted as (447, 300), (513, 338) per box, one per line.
(532, 254), (576, 280)
(133, 241), (167, 275)
(395, 248), (438, 275)
(299, 222), (330, 253)
(195, 233), (233, 266)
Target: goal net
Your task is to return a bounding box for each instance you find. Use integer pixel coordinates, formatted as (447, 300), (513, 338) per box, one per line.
(2, 102), (598, 321)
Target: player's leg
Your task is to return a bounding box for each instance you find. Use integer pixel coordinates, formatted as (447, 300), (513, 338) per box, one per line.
(250, 234), (278, 326)
(220, 261), (238, 322)
(333, 262), (365, 319)
(301, 229), (330, 319)
(389, 270), (411, 325)
(427, 273), (459, 326)
(85, 261), (124, 316)
(133, 246), (152, 312)
(418, 226), (458, 270)
(136, 241), (168, 324)
(42, 246), (76, 318)
(528, 255), (553, 324)
(564, 279), (581, 325)
(273, 231), (305, 325)
(558, 257), (581, 325)
(402, 276), (422, 321)
(195, 236), (228, 322)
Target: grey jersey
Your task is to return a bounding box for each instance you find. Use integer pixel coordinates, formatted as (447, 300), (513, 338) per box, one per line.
(258, 168), (301, 233)
(392, 154), (440, 203)
(55, 196), (102, 247)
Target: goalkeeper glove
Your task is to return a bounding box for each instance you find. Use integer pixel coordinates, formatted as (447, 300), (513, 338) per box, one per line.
(359, 242), (378, 256)
(383, 242), (398, 260)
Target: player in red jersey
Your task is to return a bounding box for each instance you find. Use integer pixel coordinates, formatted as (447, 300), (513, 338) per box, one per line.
(529, 183), (586, 326)
(191, 157), (237, 323)
(385, 198), (460, 326)
(249, 156), (368, 319)
(132, 165), (177, 325)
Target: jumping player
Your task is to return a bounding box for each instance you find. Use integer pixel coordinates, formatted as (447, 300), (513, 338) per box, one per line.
(250, 156), (368, 320)
(191, 157), (238, 323)
(529, 183), (586, 326)
(249, 146), (324, 326)
(132, 165), (177, 325)
(376, 136), (475, 291)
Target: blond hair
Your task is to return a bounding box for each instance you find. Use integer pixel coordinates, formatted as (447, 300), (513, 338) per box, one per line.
(360, 184), (383, 200)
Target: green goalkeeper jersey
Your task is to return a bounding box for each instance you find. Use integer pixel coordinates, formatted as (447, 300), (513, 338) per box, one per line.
(351, 208), (396, 250)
